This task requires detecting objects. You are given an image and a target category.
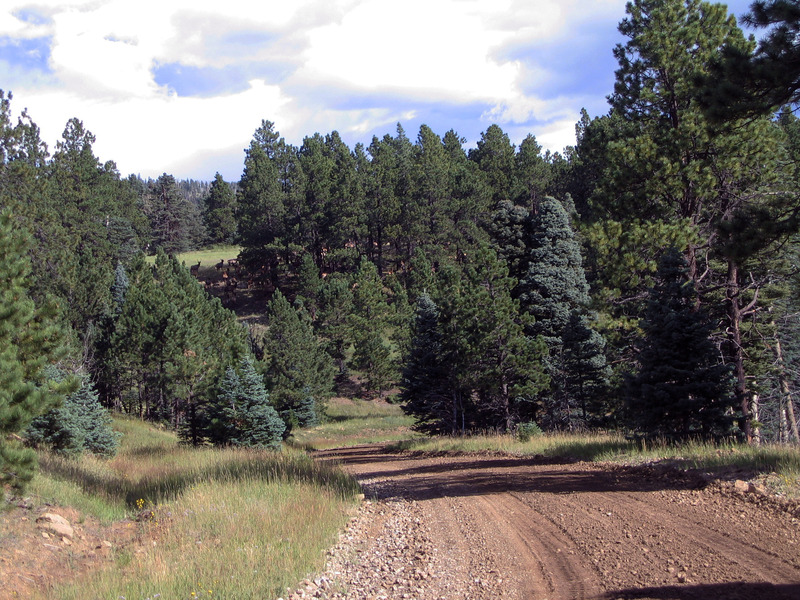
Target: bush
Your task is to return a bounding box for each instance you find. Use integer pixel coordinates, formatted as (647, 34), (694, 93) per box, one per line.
(26, 375), (120, 457)
(516, 421), (543, 443)
(206, 356), (285, 449)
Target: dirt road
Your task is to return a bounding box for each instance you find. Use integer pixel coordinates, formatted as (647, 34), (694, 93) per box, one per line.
(311, 445), (800, 600)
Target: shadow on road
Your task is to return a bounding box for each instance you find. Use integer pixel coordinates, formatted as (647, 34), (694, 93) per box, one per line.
(597, 581), (800, 599)
(315, 445), (706, 501)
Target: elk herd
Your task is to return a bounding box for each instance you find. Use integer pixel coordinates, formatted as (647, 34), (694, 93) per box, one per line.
(190, 258), (244, 308)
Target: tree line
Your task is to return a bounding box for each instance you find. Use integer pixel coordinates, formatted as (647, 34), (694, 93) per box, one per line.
(3, 0), (800, 492)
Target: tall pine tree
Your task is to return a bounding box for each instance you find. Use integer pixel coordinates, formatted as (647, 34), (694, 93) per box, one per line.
(518, 197), (607, 429)
(627, 249), (736, 440)
(263, 290), (334, 429)
(0, 209), (74, 491)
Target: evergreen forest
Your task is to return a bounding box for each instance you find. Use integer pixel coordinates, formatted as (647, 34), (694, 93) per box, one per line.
(5, 0), (800, 492)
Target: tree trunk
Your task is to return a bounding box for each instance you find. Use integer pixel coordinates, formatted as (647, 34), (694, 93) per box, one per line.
(452, 390), (459, 436)
(787, 399), (800, 446)
(773, 331), (800, 444)
(726, 261), (752, 442)
(750, 392), (761, 446)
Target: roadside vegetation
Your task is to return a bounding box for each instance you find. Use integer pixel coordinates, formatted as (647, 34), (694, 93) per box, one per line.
(27, 416), (360, 600)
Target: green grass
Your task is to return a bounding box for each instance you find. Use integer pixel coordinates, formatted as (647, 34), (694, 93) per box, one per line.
(34, 417), (359, 513)
(290, 398), (419, 450)
(144, 245), (241, 268)
(26, 415), (361, 600)
(47, 479), (353, 600)
(388, 431), (633, 461)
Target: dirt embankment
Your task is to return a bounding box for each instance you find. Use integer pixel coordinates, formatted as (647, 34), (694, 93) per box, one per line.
(308, 445), (800, 600)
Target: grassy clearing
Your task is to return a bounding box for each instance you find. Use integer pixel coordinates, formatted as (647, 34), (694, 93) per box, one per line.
(291, 398), (419, 450)
(144, 245), (242, 267)
(33, 417), (359, 515)
(27, 415), (361, 600)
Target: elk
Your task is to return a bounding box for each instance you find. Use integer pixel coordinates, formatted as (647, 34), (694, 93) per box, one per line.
(189, 261), (201, 277)
(215, 259), (225, 270)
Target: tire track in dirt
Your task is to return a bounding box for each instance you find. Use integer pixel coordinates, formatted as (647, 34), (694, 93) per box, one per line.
(316, 445), (800, 600)
(472, 491), (602, 599)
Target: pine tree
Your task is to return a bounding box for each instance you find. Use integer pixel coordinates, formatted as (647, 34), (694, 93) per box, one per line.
(26, 373), (120, 457)
(324, 131), (365, 259)
(626, 249), (737, 440)
(513, 134), (552, 212)
(401, 293), (452, 434)
(488, 200), (533, 289)
(316, 272), (355, 377)
(145, 173), (204, 254)
(468, 124), (516, 205)
(236, 121), (293, 278)
(101, 251), (247, 427)
(603, 0), (798, 441)
(296, 251), (323, 318)
(702, 0), (800, 119)
(518, 197), (607, 429)
(408, 125), (451, 252)
(210, 357), (285, 449)
(263, 290), (334, 428)
(110, 262), (129, 315)
(203, 173), (237, 244)
(519, 197), (590, 345)
(296, 133), (333, 266)
(365, 131), (403, 273)
(45, 118), (144, 335)
(459, 245), (549, 430)
(406, 247), (436, 303)
(561, 313), (613, 426)
(349, 258), (396, 396)
(0, 209), (74, 491)
(442, 129), (492, 229)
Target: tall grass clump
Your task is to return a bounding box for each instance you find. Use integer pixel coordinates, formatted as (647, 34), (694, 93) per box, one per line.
(627, 438), (800, 477)
(390, 431), (634, 461)
(36, 437), (359, 513)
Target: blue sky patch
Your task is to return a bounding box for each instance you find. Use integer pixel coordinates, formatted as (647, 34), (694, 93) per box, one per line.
(12, 8), (52, 26)
(0, 35), (53, 85)
(153, 61), (293, 97)
(153, 63), (248, 97)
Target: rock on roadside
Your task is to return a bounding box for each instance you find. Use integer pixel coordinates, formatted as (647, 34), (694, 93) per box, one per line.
(36, 513), (74, 539)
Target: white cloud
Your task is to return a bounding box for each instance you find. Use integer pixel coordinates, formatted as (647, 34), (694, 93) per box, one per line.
(19, 79), (290, 178)
(2, 0), (631, 178)
(301, 0), (519, 101)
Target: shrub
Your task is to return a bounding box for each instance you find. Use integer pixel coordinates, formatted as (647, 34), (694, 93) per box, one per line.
(26, 374), (120, 457)
(516, 421), (543, 442)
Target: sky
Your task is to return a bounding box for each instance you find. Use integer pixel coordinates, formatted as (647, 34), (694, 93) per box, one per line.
(0, 0), (756, 181)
